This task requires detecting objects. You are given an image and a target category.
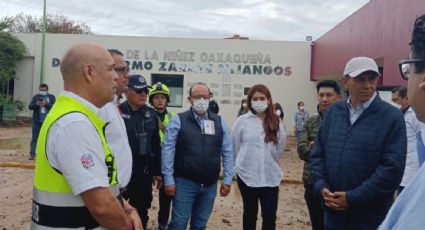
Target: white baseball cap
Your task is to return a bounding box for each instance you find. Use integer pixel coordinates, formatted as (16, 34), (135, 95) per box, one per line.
(343, 57), (381, 77)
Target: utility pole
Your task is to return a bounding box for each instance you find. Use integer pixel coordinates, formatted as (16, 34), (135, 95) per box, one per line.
(40, 0), (47, 84)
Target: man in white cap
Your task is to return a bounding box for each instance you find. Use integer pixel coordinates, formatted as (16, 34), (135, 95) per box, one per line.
(310, 56), (407, 229)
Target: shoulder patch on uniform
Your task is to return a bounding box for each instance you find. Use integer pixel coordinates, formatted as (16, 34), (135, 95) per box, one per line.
(81, 154), (95, 169)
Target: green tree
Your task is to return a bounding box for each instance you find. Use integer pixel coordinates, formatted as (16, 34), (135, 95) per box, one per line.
(0, 17), (27, 108)
(0, 18), (27, 84)
(6, 12), (92, 34)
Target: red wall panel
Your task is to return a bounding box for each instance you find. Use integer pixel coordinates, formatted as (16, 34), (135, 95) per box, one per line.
(312, 0), (425, 86)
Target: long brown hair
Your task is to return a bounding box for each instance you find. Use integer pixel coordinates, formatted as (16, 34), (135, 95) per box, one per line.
(247, 84), (280, 144)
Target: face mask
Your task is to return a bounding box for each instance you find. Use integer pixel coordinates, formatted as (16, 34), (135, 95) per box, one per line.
(39, 91), (47, 96)
(251, 100), (268, 113)
(276, 110), (281, 116)
(299, 106), (305, 111)
(192, 98), (209, 114)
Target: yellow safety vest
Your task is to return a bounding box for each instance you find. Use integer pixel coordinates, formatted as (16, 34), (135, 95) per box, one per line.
(32, 95), (118, 229)
(159, 111), (175, 143)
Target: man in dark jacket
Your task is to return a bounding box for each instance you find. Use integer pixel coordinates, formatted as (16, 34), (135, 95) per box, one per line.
(120, 75), (161, 230)
(297, 80), (341, 230)
(28, 83), (55, 160)
(310, 57), (407, 230)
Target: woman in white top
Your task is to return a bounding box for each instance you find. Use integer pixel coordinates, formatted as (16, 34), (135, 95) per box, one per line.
(232, 84), (286, 230)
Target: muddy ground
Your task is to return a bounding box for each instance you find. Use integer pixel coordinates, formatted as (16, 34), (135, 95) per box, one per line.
(0, 126), (311, 229)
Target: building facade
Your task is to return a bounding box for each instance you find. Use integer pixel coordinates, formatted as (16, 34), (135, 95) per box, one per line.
(13, 33), (316, 129)
(312, 0), (425, 88)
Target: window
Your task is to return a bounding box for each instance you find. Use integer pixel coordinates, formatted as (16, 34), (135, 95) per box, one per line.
(222, 84), (231, 97)
(151, 74), (184, 107)
(244, 87), (251, 95)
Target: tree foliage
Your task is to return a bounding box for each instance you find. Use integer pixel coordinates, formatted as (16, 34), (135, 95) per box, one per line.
(0, 18), (27, 85)
(0, 17), (27, 107)
(5, 12), (92, 34)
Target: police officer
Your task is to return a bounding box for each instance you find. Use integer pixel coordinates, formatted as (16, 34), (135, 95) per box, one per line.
(120, 75), (161, 230)
(149, 82), (175, 230)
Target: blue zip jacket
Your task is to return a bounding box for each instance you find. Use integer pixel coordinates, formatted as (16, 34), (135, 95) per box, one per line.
(310, 96), (407, 229)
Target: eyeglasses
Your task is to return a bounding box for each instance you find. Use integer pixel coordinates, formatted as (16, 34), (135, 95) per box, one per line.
(399, 59), (425, 80)
(114, 66), (130, 74)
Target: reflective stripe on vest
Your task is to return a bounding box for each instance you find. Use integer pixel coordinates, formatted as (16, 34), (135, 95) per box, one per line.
(33, 186), (120, 207)
(32, 95), (118, 229)
(31, 186), (120, 229)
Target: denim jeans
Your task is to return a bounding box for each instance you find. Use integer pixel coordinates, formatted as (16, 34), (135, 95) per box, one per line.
(295, 130), (303, 144)
(237, 176), (279, 230)
(168, 177), (217, 230)
(30, 121), (43, 156)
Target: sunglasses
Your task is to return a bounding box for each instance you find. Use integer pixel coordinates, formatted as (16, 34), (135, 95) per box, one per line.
(399, 59), (425, 80)
(114, 66), (130, 74)
(133, 89), (149, 94)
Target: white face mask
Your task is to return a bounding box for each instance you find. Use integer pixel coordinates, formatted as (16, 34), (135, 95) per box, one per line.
(299, 106), (305, 111)
(251, 100), (268, 113)
(276, 110), (281, 116)
(192, 98), (209, 114)
(39, 91), (47, 96)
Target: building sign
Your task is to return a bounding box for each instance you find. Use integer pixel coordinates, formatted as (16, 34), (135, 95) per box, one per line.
(52, 49), (292, 76)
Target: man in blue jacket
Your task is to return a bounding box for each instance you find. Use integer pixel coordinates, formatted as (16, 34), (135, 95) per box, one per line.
(28, 83), (55, 160)
(310, 56), (407, 230)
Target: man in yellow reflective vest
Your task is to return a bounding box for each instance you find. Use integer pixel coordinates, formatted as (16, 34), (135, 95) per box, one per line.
(31, 43), (142, 230)
(149, 82), (175, 230)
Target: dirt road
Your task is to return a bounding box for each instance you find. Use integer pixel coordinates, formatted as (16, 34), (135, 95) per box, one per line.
(0, 127), (311, 229)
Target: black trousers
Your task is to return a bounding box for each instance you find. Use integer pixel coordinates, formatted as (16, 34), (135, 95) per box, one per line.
(237, 176), (279, 230)
(157, 183), (173, 225)
(123, 169), (153, 229)
(304, 182), (324, 230)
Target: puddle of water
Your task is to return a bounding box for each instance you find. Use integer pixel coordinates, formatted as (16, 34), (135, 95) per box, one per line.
(0, 137), (31, 153)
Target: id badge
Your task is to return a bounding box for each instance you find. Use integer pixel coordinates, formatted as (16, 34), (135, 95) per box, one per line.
(203, 120), (215, 135)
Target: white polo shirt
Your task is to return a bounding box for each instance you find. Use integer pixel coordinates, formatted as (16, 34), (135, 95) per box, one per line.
(400, 107), (421, 186)
(99, 95), (132, 188)
(46, 91), (109, 196)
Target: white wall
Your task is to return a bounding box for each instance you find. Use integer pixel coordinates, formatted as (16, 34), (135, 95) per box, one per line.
(14, 57), (35, 117)
(13, 33), (317, 131)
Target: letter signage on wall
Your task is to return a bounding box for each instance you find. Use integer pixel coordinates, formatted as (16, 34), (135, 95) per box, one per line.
(51, 49), (293, 77)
